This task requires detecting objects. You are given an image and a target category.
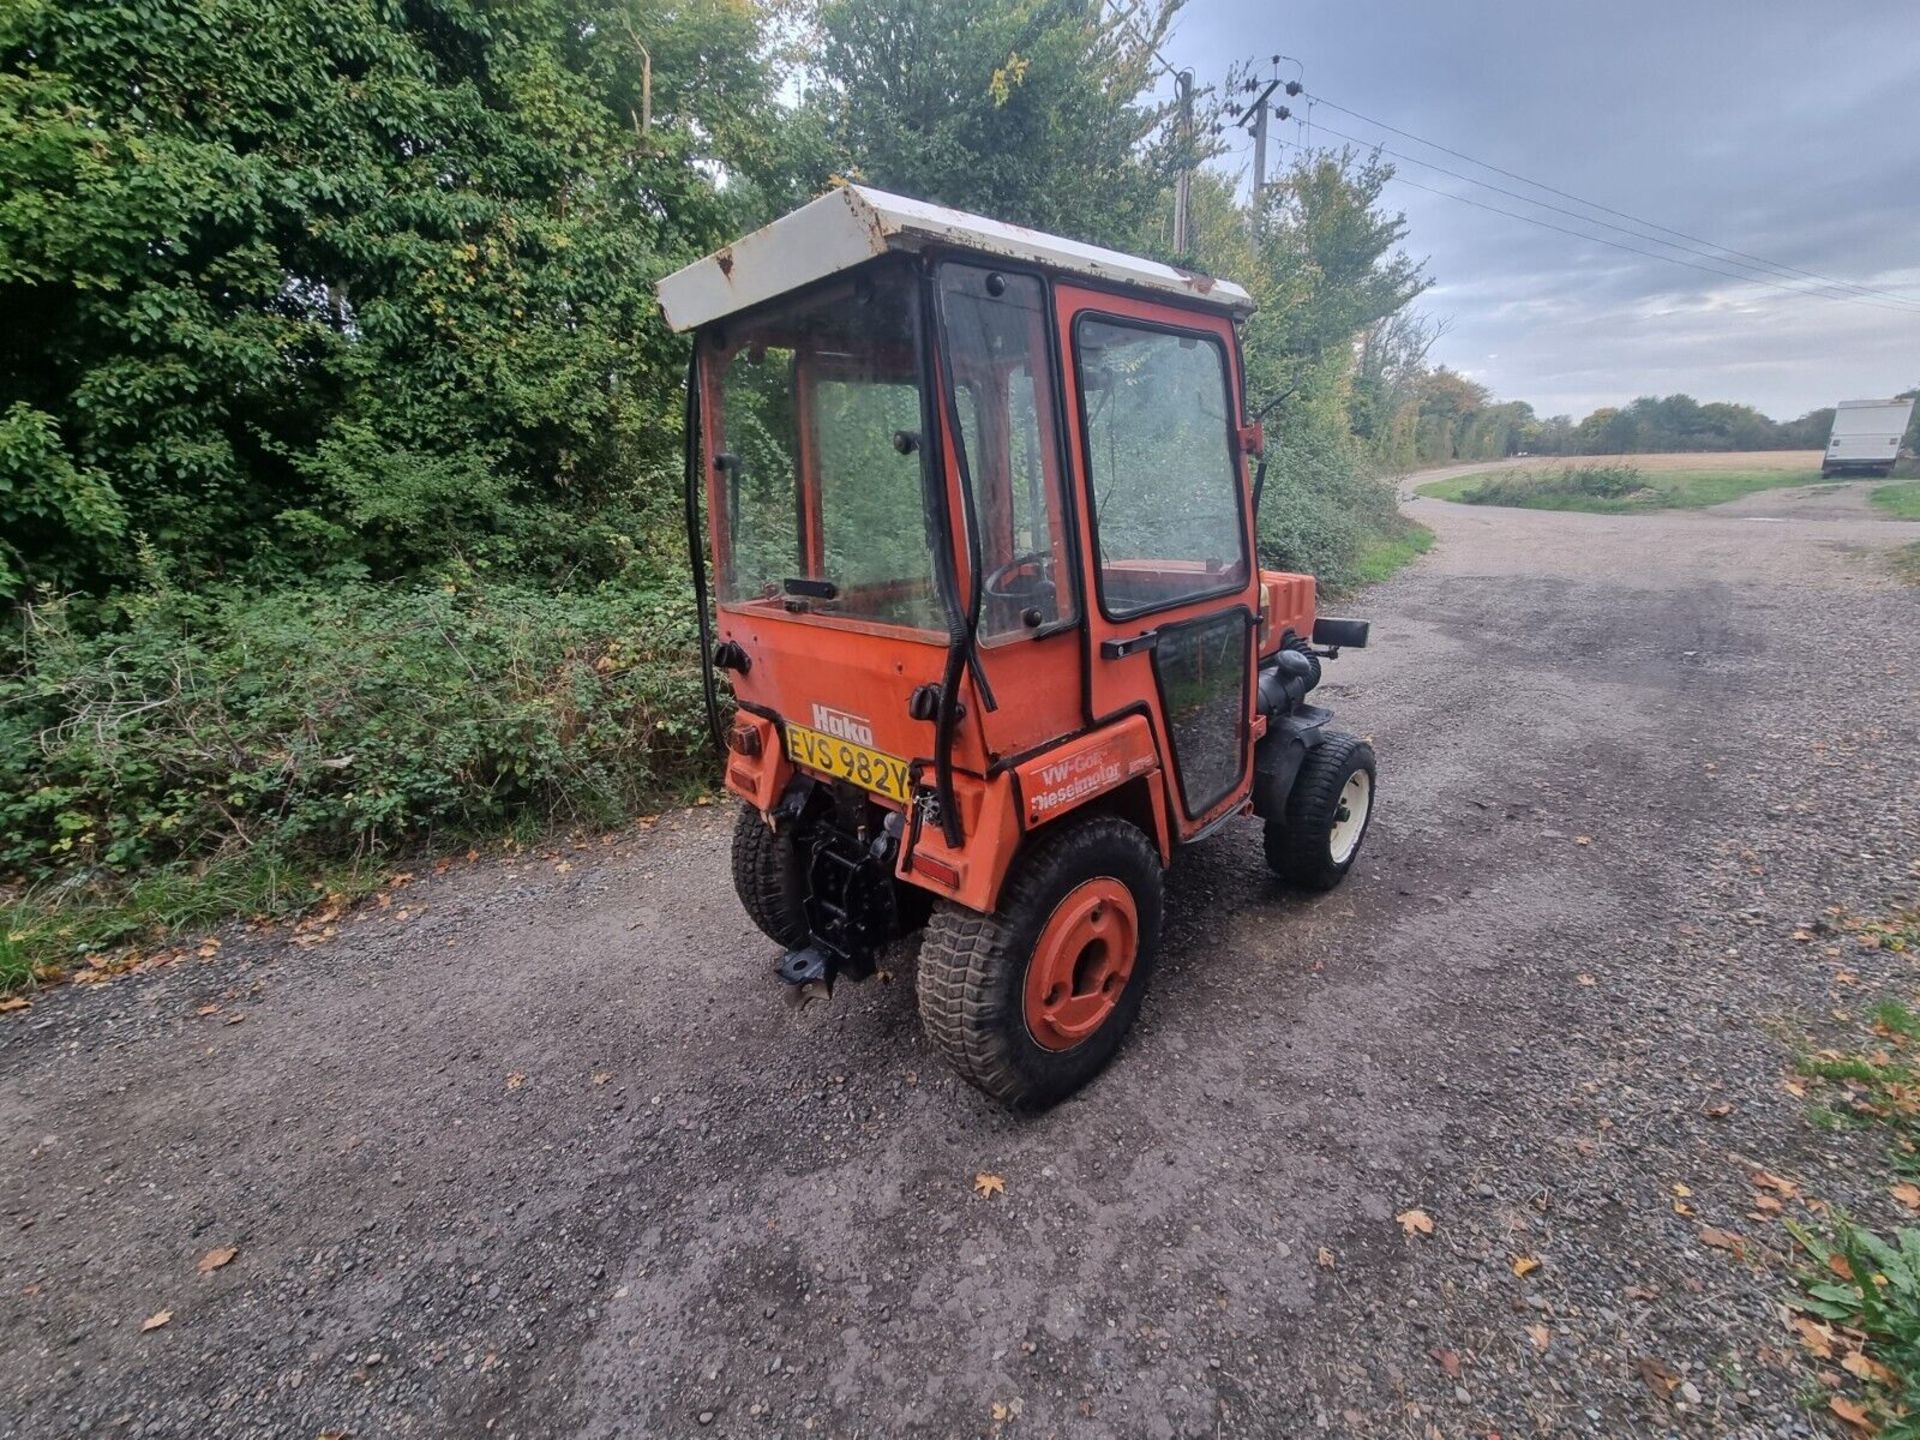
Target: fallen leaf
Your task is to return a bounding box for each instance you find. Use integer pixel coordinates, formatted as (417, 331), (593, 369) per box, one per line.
(196, 938), (221, 959)
(223, 1013), (244, 1026)
(1698, 1226), (1747, 1259)
(990, 1401), (1009, 1422)
(505, 1072), (526, 1091)
(1792, 929), (1816, 942)
(591, 1072), (612, 1086)
(1891, 1183), (1920, 1212)
(1396, 1208), (1435, 1237)
(1753, 1195), (1784, 1214)
(1316, 1246), (1336, 1269)
(973, 1172), (1005, 1199)
(1784, 1078), (1808, 1097)
(194, 1003), (221, 1016)
(1636, 1354), (1680, 1396)
(1576, 973), (1597, 986)
(1574, 835), (1592, 846)
(554, 860), (572, 874)
(1430, 1347), (1460, 1378)
(1752, 1170), (1800, 1198)
(1703, 1101), (1733, 1119)
(0, 996), (31, 1013)
(1791, 1315), (1836, 1358)
(1672, 1199), (1695, 1217)
(1671, 1183), (1693, 1198)
(1526, 1323), (1551, 1352)
(1830, 1395), (1874, 1431)
(1829, 1252), (1856, 1281)
(1844, 1351), (1898, 1386)
(1511, 1255), (1540, 1277)
(141, 1309), (172, 1332)
(196, 1247), (237, 1274)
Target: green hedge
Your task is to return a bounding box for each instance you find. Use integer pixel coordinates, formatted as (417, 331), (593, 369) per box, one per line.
(2, 581), (709, 882)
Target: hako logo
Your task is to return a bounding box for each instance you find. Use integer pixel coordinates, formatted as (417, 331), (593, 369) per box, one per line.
(810, 703), (874, 747)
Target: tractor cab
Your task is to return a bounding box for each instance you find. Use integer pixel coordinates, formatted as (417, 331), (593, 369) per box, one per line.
(659, 186), (1374, 1109)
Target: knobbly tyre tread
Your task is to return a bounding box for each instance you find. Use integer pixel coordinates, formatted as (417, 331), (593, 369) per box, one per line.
(731, 804), (810, 947)
(915, 816), (1162, 1109)
(1264, 732), (1376, 891)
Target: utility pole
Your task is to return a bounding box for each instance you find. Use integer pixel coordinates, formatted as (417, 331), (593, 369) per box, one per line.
(1172, 69), (1194, 254)
(1239, 69), (1300, 236)
(1250, 87), (1270, 227)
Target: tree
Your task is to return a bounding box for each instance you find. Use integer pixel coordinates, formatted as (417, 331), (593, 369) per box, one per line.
(799, 0), (1178, 251)
(0, 0), (786, 597)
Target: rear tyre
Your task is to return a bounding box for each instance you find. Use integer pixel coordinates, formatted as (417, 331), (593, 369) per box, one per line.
(1264, 733), (1376, 892)
(915, 816), (1162, 1110)
(731, 804), (810, 947)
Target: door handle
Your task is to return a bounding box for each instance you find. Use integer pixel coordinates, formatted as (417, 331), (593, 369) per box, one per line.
(1101, 630), (1159, 659)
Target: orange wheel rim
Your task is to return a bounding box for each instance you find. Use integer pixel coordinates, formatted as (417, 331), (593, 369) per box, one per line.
(1023, 878), (1138, 1052)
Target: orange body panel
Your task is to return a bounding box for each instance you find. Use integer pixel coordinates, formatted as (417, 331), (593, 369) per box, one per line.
(1258, 570), (1318, 656)
(1014, 715), (1166, 855)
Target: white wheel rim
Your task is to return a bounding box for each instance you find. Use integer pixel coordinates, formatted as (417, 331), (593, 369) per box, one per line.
(1328, 769), (1372, 865)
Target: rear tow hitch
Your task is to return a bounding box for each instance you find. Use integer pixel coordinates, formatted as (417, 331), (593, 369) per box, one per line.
(773, 801), (902, 999)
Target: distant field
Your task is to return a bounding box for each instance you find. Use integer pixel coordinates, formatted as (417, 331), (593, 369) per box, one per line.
(1871, 482), (1920, 521)
(1418, 454), (1828, 513)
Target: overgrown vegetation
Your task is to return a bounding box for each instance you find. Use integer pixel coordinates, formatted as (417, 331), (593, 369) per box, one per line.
(1419, 464), (1825, 513)
(1873, 483), (1920, 521)
(2, 0), (1438, 986)
(1781, 906), (1920, 1434)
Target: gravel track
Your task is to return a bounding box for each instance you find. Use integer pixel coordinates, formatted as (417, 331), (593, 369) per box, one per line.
(3, 490), (1918, 1439)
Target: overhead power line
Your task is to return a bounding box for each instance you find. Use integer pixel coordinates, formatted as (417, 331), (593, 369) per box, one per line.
(1303, 91), (1920, 310)
(1383, 173), (1920, 317)
(1306, 120), (1920, 316)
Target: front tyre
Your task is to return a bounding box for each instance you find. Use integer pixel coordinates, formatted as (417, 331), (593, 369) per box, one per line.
(1264, 734), (1377, 892)
(915, 816), (1163, 1110)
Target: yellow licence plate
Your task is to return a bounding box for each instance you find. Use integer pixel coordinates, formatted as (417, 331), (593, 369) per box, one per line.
(785, 724), (913, 804)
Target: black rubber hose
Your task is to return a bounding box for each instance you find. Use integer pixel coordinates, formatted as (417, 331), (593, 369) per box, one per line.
(682, 347), (726, 758)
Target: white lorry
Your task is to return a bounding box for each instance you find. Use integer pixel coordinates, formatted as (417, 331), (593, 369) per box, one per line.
(1822, 397), (1914, 477)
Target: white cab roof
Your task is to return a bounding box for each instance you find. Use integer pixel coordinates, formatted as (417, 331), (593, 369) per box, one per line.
(656, 184), (1255, 333)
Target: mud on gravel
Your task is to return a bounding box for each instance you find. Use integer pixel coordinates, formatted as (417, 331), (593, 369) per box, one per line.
(3, 488), (1918, 1438)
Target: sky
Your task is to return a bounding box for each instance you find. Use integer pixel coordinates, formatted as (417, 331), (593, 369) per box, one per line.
(1156, 0), (1920, 421)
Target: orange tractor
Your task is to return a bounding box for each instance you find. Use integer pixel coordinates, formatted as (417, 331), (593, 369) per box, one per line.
(658, 187), (1375, 1108)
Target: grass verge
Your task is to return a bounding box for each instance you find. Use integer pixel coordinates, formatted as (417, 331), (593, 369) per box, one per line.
(1873, 483), (1920, 522)
(1892, 543), (1920, 587)
(1350, 521), (1435, 586)
(1783, 903), (1920, 1435)
(1419, 463), (1826, 513)
(4, 851), (393, 998)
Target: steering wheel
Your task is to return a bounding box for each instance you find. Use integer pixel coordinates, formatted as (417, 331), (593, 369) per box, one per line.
(983, 552), (1057, 606)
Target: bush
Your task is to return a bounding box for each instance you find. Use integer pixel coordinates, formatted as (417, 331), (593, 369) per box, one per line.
(1, 580), (710, 882)
(1459, 463), (1646, 507)
(1257, 418), (1413, 595)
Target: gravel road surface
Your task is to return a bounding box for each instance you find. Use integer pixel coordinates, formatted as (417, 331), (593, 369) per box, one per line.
(4, 487), (1919, 1439)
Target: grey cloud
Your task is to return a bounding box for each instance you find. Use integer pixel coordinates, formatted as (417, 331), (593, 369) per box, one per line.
(1166, 0), (1920, 417)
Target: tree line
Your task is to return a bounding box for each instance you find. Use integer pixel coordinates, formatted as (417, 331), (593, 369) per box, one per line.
(1354, 324), (1862, 466)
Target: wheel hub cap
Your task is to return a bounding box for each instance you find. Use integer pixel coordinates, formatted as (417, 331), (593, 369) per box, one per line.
(1329, 770), (1372, 865)
(1023, 879), (1139, 1052)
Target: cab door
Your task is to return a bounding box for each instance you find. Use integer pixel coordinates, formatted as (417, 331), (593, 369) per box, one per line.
(1053, 287), (1259, 840)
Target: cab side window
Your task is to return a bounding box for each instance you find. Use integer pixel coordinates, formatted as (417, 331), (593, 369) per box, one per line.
(1076, 317), (1248, 618)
